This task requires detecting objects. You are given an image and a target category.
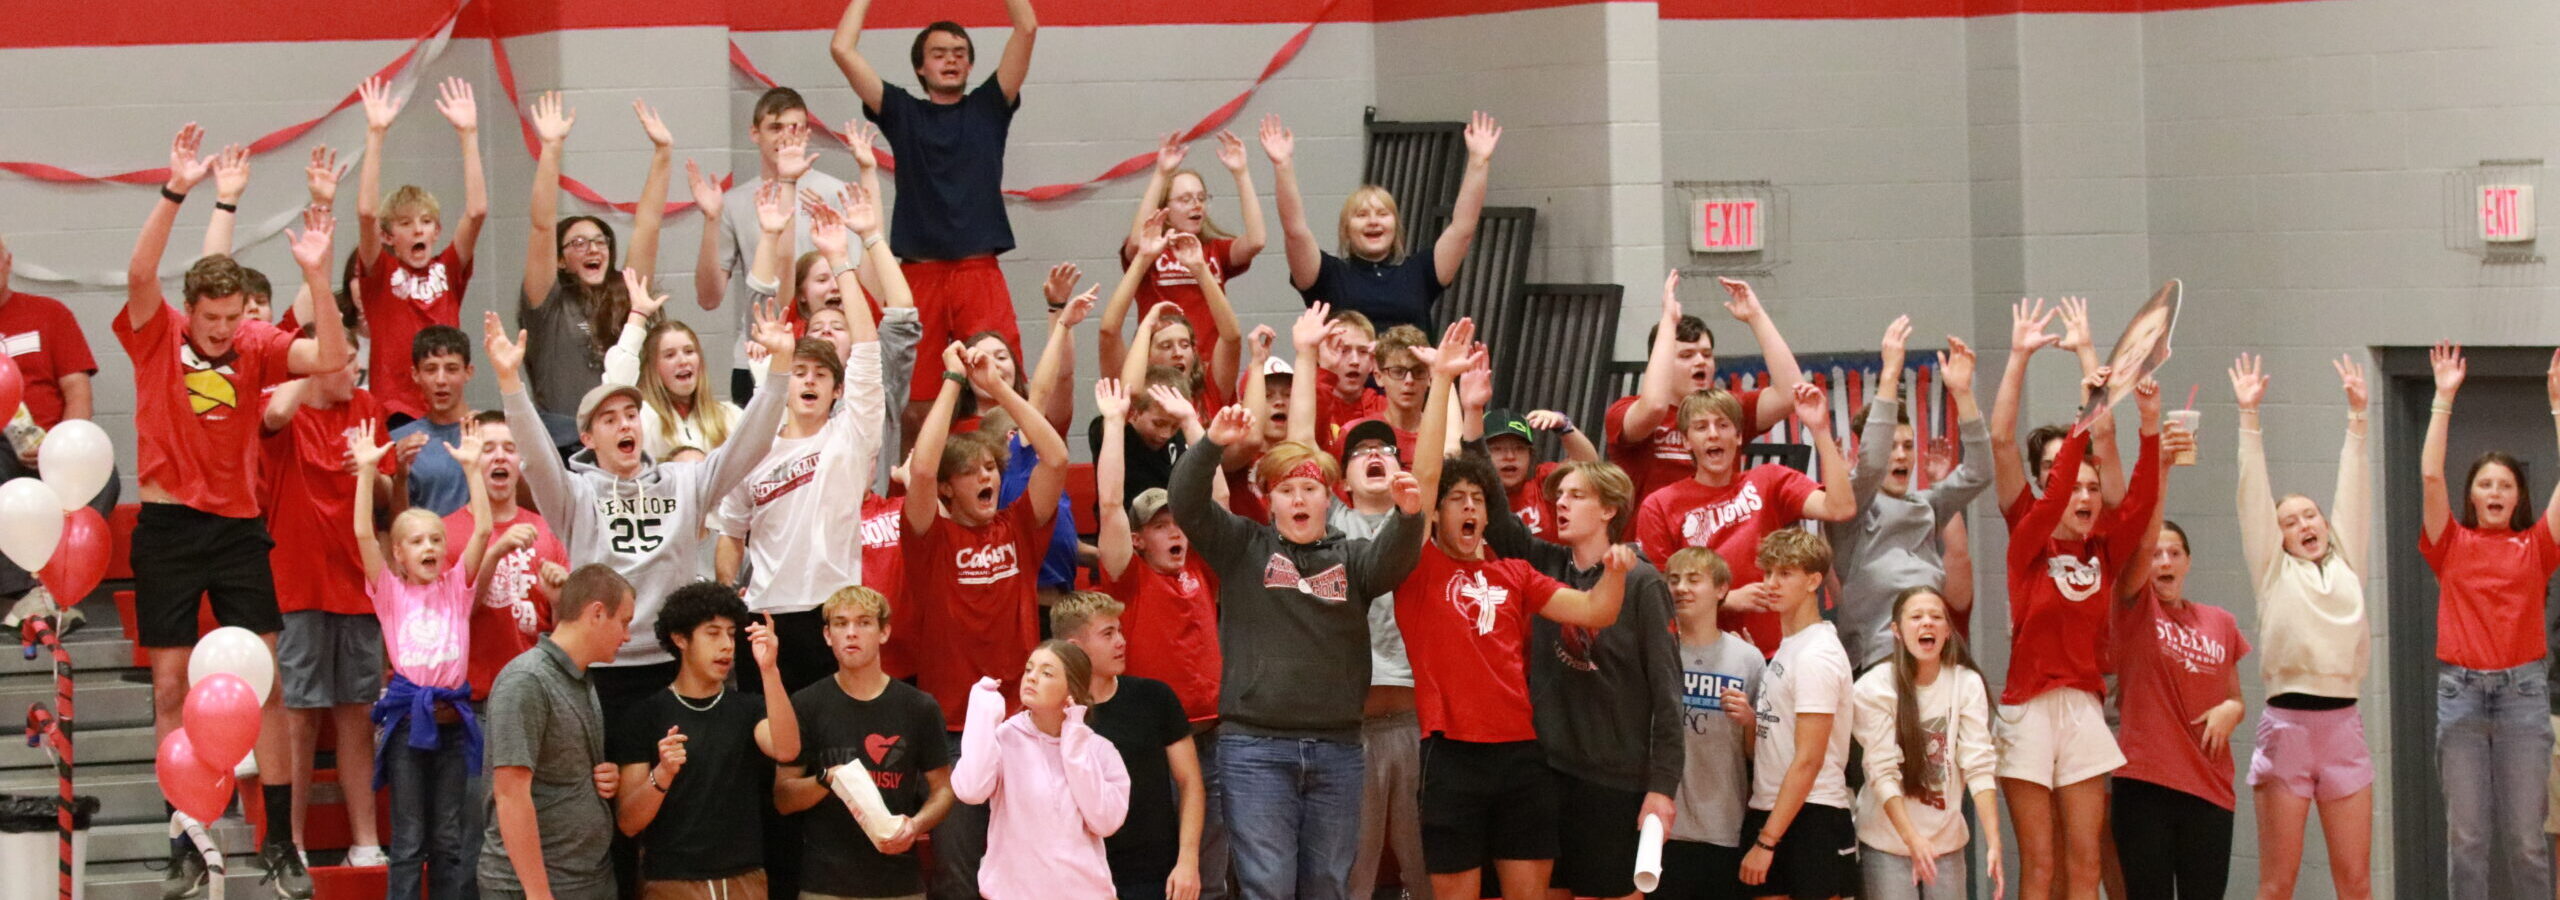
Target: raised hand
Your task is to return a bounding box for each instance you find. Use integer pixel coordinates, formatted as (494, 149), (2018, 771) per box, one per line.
(2011, 297), (2059, 353)
(622, 268), (667, 320)
(358, 77), (403, 132)
(2431, 341), (2466, 398)
(394, 432), (430, 471)
(435, 77), (477, 133)
(1659, 269), (1683, 325)
(844, 120), (881, 170)
(633, 99), (672, 148)
(809, 205), (849, 262)
(1463, 110), (1502, 161)
(1389, 471), (1423, 515)
(346, 422), (392, 470)
(1938, 336), (1977, 395)
(1603, 543), (1637, 574)
(2056, 296), (2092, 353)
(165, 124), (213, 193)
(1138, 301), (1180, 336)
(1715, 277), (1764, 323)
(1291, 302), (1331, 352)
(1459, 358), (1493, 412)
(2334, 353), (2368, 414)
(211, 144), (251, 203)
(288, 206), (336, 274)
(1525, 410), (1571, 431)
(443, 427), (485, 472)
(774, 132), (817, 182)
(1149, 383), (1200, 425)
(1203, 405), (1252, 446)
(1056, 288), (1098, 329)
(941, 341), (967, 377)
(1134, 208), (1173, 260)
(1247, 325), (1276, 364)
(842, 183), (882, 239)
(305, 144), (347, 208)
(963, 345), (1010, 396)
(1214, 129), (1249, 173)
(1042, 262), (1083, 310)
(2134, 376), (2163, 422)
(755, 180), (792, 235)
(751, 297), (795, 360)
(1879, 315), (1913, 374)
(1169, 232), (1209, 272)
(530, 91), (575, 145)
(1094, 379), (1130, 421)
(1153, 131), (1188, 176)
(747, 613), (780, 670)
(1791, 381), (1829, 430)
(483, 310), (528, 379)
(1415, 317), (1479, 378)
(2229, 353), (2267, 411)
(684, 159), (724, 220)
(1257, 113), (1293, 165)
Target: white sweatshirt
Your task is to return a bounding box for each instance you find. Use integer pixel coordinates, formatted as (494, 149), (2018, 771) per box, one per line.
(2236, 422), (2370, 699)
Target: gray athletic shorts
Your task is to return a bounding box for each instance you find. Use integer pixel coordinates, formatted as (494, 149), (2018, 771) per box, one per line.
(278, 611), (385, 709)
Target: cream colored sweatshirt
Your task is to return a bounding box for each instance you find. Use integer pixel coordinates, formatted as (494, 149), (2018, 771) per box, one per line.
(2236, 421), (2370, 700)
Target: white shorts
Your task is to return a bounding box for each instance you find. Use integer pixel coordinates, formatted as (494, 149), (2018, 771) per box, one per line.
(1996, 688), (2125, 789)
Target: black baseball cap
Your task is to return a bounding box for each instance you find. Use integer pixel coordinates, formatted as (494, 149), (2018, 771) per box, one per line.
(1483, 408), (1534, 445)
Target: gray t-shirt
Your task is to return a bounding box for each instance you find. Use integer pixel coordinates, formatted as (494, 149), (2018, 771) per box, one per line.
(476, 636), (613, 893)
(1331, 504), (1409, 689)
(519, 283), (606, 422)
(1671, 631), (1763, 847)
(716, 170), (849, 373)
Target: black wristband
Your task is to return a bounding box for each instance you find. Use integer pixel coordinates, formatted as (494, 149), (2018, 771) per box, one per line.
(943, 372), (968, 385)
(213, 201), (238, 214)
(1755, 835), (1779, 851)
(160, 186), (186, 204)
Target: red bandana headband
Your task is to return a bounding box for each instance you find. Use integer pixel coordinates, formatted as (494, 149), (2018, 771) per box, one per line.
(1277, 460), (1329, 486)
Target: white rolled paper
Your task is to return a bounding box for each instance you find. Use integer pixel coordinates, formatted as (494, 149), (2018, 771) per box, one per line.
(826, 763), (910, 845)
(1632, 813), (1666, 893)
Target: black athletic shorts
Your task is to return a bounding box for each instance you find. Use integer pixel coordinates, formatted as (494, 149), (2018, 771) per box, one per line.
(130, 503), (280, 648)
(1419, 736), (1558, 873)
(1740, 804), (1859, 900)
(1550, 767), (1647, 897)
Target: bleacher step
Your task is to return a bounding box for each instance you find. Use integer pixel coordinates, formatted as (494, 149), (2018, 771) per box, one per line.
(86, 817), (258, 865)
(1, 673), (153, 729)
(0, 722), (156, 773)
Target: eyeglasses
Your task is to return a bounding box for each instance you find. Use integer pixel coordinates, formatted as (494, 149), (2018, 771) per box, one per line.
(1378, 366), (1426, 382)
(562, 236), (609, 251)
(1350, 446), (1397, 460)
(1167, 192), (1209, 205)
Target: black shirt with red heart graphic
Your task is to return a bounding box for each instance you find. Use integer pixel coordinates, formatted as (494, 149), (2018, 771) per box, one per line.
(787, 676), (951, 896)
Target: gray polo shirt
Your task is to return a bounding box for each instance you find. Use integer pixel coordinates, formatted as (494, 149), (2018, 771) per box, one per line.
(477, 636), (613, 895)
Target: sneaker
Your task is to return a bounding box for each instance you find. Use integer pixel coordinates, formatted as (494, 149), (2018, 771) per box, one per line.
(343, 845), (388, 867)
(159, 850), (208, 900)
(258, 843), (313, 900)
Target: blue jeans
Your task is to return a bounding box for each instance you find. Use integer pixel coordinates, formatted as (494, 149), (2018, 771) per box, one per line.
(2439, 660), (2556, 900)
(385, 719), (477, 900)
(1217, 734), (1364, 900)
(1194, 730), (1230, 900)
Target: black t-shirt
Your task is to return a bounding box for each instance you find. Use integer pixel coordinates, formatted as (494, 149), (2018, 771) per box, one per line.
(1087, 676), (1191, 890)
(788, 676), (952, 897)
(868, 79), (1019, 261)
(605, 688), (770, 881)
(1297, 250), (1446, 335)
(1087, 419), (1190, 504)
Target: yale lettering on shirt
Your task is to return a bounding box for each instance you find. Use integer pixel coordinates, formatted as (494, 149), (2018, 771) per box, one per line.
(955, 543), (1021, 586)
(1681, 483), (1766, 547)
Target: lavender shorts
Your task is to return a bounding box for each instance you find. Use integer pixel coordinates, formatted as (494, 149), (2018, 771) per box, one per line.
(2247, 705), (2374, 801)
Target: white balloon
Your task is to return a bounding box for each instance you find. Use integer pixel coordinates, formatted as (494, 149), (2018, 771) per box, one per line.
(36, 420), (113, 511)
(188, 627), (276, 707)
(0, 477), (61, 571)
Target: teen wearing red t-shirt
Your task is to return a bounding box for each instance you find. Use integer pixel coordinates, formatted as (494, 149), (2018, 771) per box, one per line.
(858, 492), (913, 678)
(1095, 379), (1223, 724)
(0, 239), (98, 432)
(1392, 324), (1632, 900)
(1483, 409), (1592, 541)
(1998, 373), (2161, 900)
(1991, 297), (2128, 530)
(258, 354), (388, 861)
(2419, 342), (2560, 900)
(1605, 272), (1808, 503)
(1632, 384), (1853, 656)
(1103, 221), (1244, 417)
(1296, 307), (1385, 451)
(2111, 521), (2249, 900)
(353, 76), (488, 423)
(1116, 130), (1266, 353)
(445, 412), (568, 703)
(120, 125), (355, 892)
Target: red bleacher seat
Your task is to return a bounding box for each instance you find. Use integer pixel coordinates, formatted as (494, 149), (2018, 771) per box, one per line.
(308, 865), (385, 900)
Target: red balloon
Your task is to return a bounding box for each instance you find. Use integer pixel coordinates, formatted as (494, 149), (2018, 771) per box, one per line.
(37, 506), (107, 605)
(181, 673), (261, 771)
(154, 732), (236, 825)
(0, 355), (23, 432)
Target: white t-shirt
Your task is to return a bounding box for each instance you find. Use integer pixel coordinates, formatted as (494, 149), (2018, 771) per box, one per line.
(1750, 621), (1855, 811)
(718, 168), (850, 373)
(713, 340), (886, 614)
(1850, 662), (1996, 856)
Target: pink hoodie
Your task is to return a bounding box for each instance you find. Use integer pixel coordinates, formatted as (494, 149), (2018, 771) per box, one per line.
(951, 678), (1131, 899)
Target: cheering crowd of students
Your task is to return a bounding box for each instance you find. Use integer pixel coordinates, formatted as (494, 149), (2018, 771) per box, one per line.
(26, 2), (2542, 900)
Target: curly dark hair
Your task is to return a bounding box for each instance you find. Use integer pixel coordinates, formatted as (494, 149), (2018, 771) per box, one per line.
(655, 580), (749, 659)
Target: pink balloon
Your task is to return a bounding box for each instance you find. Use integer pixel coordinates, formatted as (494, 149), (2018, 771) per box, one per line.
(154, 732), (236, 825)
(38, 507), (107, 605)
(181, 673), (261, 771)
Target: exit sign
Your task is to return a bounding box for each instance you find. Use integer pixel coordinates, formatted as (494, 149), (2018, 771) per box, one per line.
(1692, 198), (1763, 253)
(2481, 184), (2536, 243)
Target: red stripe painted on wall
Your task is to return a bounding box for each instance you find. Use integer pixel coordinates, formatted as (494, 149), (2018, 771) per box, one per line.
(0, 0), (2338, 49)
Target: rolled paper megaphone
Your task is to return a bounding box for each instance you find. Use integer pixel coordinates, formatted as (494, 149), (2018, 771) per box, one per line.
(1632, 813), (1666, 893)
(826, 763), (910, 846)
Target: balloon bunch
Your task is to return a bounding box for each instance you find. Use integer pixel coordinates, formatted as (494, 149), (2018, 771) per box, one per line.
(0, 417), (118, 601)
(155, 628), (272, 826)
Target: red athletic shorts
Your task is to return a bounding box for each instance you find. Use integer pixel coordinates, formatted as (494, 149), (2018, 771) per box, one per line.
(903, 256), (1021, 402)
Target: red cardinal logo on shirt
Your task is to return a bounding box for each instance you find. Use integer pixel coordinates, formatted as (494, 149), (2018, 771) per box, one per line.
(1555, 625), (1599, 672)
(1445, 572), (1510, 635)
(2045, 554), (2102, 602)
(1262, 554), (1349, 603)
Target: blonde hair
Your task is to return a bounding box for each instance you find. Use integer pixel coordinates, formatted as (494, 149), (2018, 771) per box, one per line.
(1374, 325), (1428, 369)
(1664, 546), (1730, 587)
(1253, 440), (1340, 493)
(1327, 309), (1377, 343)
(1157, 169), (1236, 241)
(383, 185), (441, 224)
(388, 508), (446, 579)
(821, 585), (892, 627)
(1756, 528), (1833, 575)
(1049, 591), (1125, 640)
(1676, 388), (1747, 433)
(1336, 185), (1406, 261)
(637, 321), (735, 453)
